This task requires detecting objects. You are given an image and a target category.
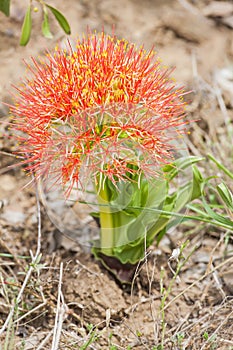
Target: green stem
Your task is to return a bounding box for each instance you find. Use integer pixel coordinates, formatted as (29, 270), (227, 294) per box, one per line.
(97, 182), (114, 256)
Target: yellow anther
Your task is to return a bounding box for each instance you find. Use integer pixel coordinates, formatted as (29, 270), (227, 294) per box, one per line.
(102, 52), (107, 58)
(112, 79), (120, 91)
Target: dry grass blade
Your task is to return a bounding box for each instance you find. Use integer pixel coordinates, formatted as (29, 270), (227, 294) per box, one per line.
(0, 178), (42, 336)
(51, 262), (68, 350)
(161, 254), (233, 313)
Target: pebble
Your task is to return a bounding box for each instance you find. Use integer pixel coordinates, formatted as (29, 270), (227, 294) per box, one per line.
(1, 209), (26, 224)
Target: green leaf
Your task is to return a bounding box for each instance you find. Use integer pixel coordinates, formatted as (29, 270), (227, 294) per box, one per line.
(0, 0), (10, 16)
(216, 182), (233, 211)
(202, 196), (233, 227)
(163, 156), (204, 182)
(187, 203), (210, 218)
(93, 157), (206, 266)
(208, 154), (233, 180)
(20, 5), (32, 46)
(46, 5), (71, 34)
(191, 165), (204, 200)
(42, 10), (53, 39)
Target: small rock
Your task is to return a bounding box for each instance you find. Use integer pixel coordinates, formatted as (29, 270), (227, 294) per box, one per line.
(1, 209), (26, 224)
(214, 67), (233, 107)
(0, 174), (17, 193)
(202, 1), (233, 18)
(161, 9), (211, 43)
(222, 271), (233, 293)
(222, 15), (233, 28)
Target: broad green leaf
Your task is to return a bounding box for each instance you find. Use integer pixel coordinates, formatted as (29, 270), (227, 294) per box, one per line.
(46, 5), (71, 34)
(0, 0), (10, 16)
(111, 180), (168, 263)
(147, 195), (176, 245)
(42, 10), (53, 39)
(217, 183), (233, 211)
(20, 5), (32, 46)
(173, 181), (194, 213)
(191, 165), (204, 200)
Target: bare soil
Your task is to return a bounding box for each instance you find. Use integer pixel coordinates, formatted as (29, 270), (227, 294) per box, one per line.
(0, 0), (233, 349)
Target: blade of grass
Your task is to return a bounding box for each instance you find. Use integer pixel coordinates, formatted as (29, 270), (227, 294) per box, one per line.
(208, 154), (233, 180)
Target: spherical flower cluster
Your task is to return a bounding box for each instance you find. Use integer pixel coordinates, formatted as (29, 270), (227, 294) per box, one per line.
(11, 31), (187, 193)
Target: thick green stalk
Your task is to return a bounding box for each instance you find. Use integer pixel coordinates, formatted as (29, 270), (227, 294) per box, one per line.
(97, 182), (115, 256)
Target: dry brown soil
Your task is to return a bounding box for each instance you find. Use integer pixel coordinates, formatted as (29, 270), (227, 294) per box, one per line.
(0, 0), (233, 349)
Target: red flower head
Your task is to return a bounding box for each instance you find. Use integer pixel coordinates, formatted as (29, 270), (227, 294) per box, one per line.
(11, 31), (187, 194)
